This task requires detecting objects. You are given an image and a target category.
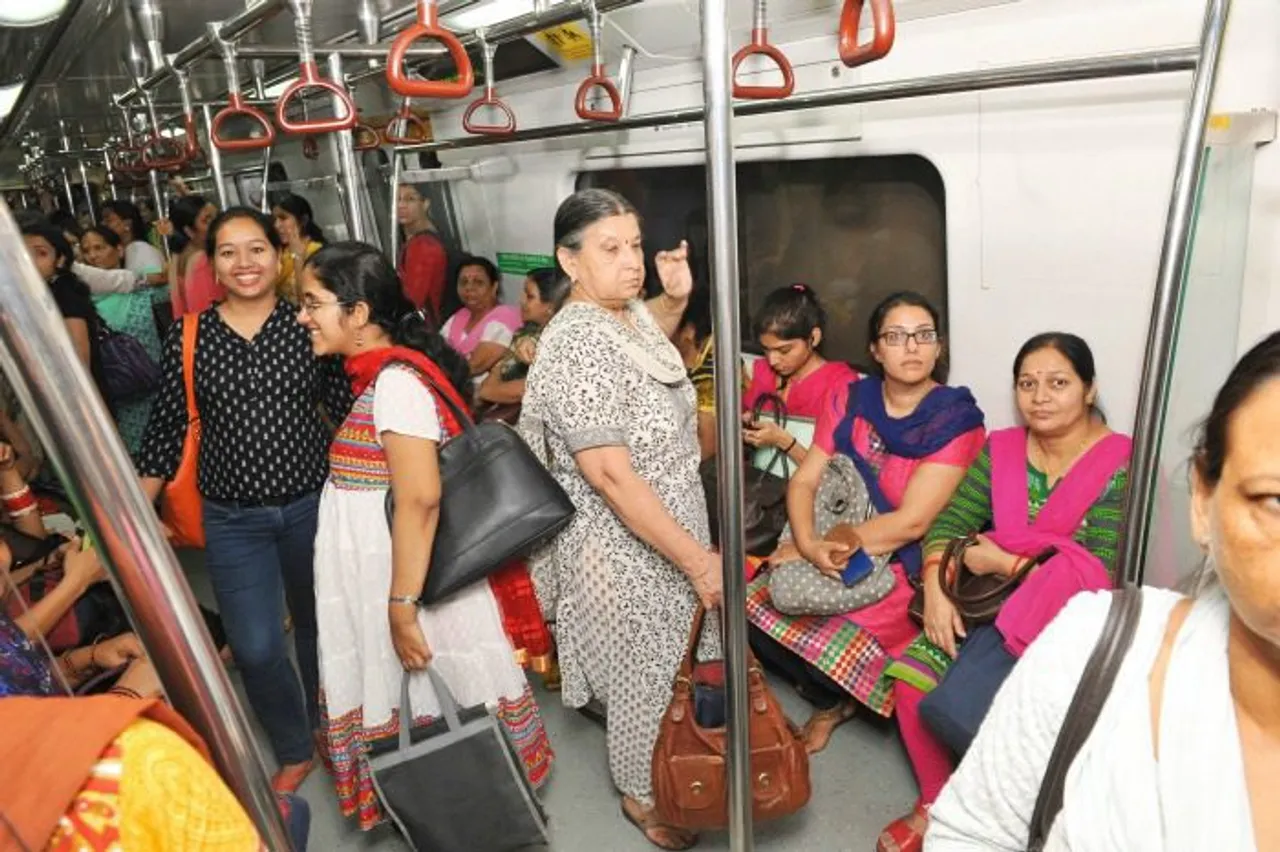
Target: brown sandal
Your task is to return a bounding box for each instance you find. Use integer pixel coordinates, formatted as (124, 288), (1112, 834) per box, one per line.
(801, 701), (857, 754)
(621, 798), (697, 851)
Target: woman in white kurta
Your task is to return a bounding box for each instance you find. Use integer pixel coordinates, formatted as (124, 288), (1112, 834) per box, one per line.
(299, 242), (552, 831)
(927, 330), (1280, 852)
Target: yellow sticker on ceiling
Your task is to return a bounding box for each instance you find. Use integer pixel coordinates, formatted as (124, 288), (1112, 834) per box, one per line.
(536, 21), (594, 62)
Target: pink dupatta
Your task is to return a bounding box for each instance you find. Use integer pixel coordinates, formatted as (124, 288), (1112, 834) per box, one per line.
(444, 304), (522, 356)
(987, 426), (1132, 657)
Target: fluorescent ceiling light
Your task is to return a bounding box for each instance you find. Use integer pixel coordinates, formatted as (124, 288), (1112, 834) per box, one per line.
(0, 0), (69, 28)
(0, 83), (23, 121)
(444, 0), (557, 31)
(262, 77), (295, 99)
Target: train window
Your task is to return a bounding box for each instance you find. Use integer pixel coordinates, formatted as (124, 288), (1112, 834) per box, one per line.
(577, 155), (947, 366)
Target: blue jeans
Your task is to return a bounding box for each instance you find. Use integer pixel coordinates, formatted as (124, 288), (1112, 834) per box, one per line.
(203, 492), (320, 766)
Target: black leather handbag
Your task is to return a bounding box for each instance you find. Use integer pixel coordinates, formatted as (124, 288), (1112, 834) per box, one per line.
(702, 393), (791, 557)
(385, 373), (575, 606)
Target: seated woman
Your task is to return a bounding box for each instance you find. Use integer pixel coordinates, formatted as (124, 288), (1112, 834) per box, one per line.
(440, 255), (523, 390)
(878, 332), (1130, 852)
(273, 193), (327, 305)
(475, 266), (570, 685)
(747, 292), (985, 756)
(476, 266), (571, 420)
(298, 242), (553, 831)
(80, 225), (166, 456)
(927, 331), (1280, 852)
(741, 284), (858, 470)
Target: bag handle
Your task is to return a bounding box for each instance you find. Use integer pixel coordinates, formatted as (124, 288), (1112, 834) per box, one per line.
(1027, 586), (1143, 849)
(398, 667), (463, 751)
(390, 357), (476, 438)
(181, 316), (199, 424)
(751, 391), (793, 478)
(941, 536), (1057, 608)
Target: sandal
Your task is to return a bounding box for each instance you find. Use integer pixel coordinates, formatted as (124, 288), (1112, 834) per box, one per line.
(621, 798), (697, 851)
(876, 801), (929, 852)
(801, 701), (856, 754)
(271, 756), (315, 795)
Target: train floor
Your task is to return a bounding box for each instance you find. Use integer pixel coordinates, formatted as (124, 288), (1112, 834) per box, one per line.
(181, 551), (917, 851)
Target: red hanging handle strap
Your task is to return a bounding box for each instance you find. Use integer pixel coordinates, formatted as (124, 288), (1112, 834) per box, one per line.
(838, 0), (896, 69)
(275, 61), (358, 135)
(574, 3), (622, 122)
(209, 25), (277, 151)
(212, 94), (277, 151)
(276, 0), (357, 134)
(381, 100), (431, 145)
(731, 28), (795, 99)
(353, 121), (381, 151)
(387, 0), (474, 99)
(462, 41), (517, 136)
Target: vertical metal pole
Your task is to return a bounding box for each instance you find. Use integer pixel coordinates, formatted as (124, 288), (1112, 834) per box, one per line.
(60, 168), (76, 214)
(327, 52), (368, 242)
(702, 0), (752, 848)
(0, 200), (295, 851)
(77, 161), (96, 224)
(103, 151), (119, 201)
(389, 151), (404, 261)
(1119, 0), (1231, 586)
(202, 104), (230, 209)
(618, 45), (638, 117)
(148, 171), (171, 262)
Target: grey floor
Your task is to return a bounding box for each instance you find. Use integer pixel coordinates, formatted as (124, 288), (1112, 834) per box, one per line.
(182, 552), (916, 851)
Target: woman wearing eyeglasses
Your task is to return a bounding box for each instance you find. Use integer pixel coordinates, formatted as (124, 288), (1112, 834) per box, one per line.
(876, 331), (1129, 852)
(747, 291), (985, 761)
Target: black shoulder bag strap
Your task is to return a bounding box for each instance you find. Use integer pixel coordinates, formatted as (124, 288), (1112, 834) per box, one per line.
(1027, 585), (1144, 851)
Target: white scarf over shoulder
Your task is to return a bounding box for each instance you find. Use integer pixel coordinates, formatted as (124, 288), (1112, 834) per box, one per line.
(926, 586), (1257, 851)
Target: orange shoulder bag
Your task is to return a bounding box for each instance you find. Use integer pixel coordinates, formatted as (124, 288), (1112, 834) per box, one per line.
(160, 317), (204, 549)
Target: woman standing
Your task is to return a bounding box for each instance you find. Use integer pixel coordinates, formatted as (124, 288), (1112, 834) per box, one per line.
(439, 255), (523, 389)
(928, 331), (1280, 852)
(167, 195), (222, 318)
(878, 333), (1129, 852)
(80, 225), (165, 456)
(297, 242), (553, 830)
(273, 193), (327, 305)
(101, 199), (168, 287)
(748, 292), (985, 755)
(521, 189), (721, 850)
(138, 208), (352, 794)
(395, 184), (450, 321)
(20, 222), (105, 394)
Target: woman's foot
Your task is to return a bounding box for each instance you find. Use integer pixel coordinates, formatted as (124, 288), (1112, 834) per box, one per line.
(621, 797), (697, 851)
(801, 701), (856, 754)
(876, 801), (929, 852)
(271, 756), (315, 795)
(542, 661), (562, 692)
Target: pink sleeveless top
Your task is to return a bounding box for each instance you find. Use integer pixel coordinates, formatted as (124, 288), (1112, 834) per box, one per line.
(172, 253), (226, 319)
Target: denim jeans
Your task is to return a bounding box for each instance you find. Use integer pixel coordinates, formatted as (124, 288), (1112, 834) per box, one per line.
(203, 492), (320, 766)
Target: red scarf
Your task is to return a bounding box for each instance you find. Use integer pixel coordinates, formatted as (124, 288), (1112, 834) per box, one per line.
(344, 346), (469, 439)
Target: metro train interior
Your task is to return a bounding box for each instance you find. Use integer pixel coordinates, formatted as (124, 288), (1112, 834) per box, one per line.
(0, 0), (1276, 849)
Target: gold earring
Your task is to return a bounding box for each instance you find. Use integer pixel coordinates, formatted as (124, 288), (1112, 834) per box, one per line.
(356, 329), (365, 349)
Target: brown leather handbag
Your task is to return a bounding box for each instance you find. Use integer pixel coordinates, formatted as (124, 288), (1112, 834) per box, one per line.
(907, 534), (1056, 627)
(652, 608), (811, 831)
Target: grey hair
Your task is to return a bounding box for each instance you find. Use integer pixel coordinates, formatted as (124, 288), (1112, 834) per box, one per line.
(552, 188), (639, 268)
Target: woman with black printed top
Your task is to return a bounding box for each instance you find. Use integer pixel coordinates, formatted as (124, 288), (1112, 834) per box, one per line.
(137, 207), (353, 795)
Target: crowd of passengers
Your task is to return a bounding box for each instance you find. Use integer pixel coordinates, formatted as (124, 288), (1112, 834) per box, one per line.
(0, 184), (1276, 852)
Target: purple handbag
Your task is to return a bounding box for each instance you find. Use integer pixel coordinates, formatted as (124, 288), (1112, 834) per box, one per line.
(97, 326), (162, 404)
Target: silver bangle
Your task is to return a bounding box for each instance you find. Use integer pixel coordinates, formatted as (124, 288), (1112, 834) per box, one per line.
(388, 595), (420, 607)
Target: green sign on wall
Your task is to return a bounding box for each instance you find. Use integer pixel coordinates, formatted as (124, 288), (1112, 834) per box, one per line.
(497, 252), (556, 276)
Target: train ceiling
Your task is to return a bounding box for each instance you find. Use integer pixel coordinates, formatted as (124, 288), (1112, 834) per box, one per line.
(0, 0), (1015, 172)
